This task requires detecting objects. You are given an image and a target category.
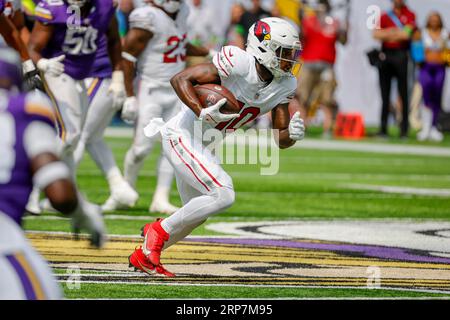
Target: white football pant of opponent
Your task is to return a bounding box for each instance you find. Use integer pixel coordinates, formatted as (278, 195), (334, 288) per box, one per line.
(119, 83), (181, 214)
(73, 77), (138, 210)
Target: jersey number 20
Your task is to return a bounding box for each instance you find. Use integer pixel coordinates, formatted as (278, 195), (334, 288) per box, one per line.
(215, 104), (261, 131)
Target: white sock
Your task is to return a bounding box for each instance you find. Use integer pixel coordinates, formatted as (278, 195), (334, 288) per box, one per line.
(152, 155), (175, 203)
(421, 106), (433, 135)
(157, 155), (174, 189)
(160, 187), (234, 236)
(87, 139), (118, 178)
(152, 186), (171, 203)
(163, 219), (206, 250)
(106, 166), (125, 190)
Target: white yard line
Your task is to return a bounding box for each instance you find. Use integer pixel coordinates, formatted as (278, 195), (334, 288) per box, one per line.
(343, 184), (450, 197)
(76, 169), (450, 181)
(105, 127), (450, 157)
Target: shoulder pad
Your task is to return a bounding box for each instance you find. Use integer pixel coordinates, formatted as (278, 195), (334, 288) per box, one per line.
(34, 0), (66, 24)
(213, 46), (250, 78)
(129, 6), (158, 33)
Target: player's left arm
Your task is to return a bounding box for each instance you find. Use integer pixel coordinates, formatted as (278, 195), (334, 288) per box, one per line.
(106, 14), (123, 72)
(10, 9), (30, 45)
(272, 103), (305, 149)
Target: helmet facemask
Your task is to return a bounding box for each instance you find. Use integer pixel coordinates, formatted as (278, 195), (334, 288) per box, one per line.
(269, 43), (303, 78)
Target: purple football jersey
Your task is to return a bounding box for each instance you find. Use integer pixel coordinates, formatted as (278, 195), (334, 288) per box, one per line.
(0, 0), (5, 13)
(0, 93), (56, 225)
(89, 33), (112, 79)
(34, 0), (115, 80)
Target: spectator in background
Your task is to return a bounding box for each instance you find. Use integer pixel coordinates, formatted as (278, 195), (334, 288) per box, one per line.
(274, 0), (301, 27)
(237, 0), (272, 43)
(186, 0), (221, 66)
(373, 0), (416, 139)
(225, 2), (246, 49)
(416, 12), (448, 142)
(297, 0), (348, 138)
(186, 0), (219, 49)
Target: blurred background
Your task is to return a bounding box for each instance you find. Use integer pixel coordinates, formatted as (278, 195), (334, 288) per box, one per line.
(115, 0), (450, 141)
(5, 0), (450, 139)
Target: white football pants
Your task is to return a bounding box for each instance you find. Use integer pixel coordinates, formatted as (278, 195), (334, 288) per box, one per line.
(124, 84), (181, 193)
(159, 130), (235, 249)
(44, 72), (89, 174)
(73, 77), (122, 182)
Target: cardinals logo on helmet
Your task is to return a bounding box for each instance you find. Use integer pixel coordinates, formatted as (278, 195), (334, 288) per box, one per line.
(254, 21), (271, 42)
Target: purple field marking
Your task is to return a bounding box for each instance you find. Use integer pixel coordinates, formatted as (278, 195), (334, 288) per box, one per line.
(188, 238), (450, 264)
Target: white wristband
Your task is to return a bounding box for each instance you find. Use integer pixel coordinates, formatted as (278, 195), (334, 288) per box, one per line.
(122, 52), (138, 64)
(22, 59), (36, 73)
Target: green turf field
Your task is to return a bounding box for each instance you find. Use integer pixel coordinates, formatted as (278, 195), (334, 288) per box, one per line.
(24, 128), (450, 299)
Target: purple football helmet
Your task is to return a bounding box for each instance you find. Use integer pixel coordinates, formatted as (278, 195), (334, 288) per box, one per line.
(0, 44), (23, 91)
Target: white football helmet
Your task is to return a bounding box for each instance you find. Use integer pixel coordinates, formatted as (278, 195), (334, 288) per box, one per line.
(247, 17), (303, 78)
(153, 0), (182, 13)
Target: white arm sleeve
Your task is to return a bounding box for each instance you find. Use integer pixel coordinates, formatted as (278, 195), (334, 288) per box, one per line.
(23, 121), (58, 159)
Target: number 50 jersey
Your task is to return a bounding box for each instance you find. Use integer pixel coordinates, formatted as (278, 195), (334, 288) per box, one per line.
(34, 0), (115, 80)
(129, 3), (189, 86)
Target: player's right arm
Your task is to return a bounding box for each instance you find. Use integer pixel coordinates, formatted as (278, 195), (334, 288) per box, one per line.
(28, 8), (65, 77)
(120, 8), (155, 123)
(122, 27), (153, 97)
(0, 13), (31, 61)
(171, 46), (244, 123)
(28, 21), (52, 65)
(170, 63), (221, 117)
(10, 9), (31, 45)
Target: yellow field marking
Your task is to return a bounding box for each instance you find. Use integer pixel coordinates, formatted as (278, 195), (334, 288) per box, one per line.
(27, 233), (450, 291)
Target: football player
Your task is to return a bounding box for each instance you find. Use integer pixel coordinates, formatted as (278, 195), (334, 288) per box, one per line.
(128, 17), (305, 275)
(25, 0), (126, 213)
(73, 33), (138, 210)
(108, 0), (213, 214)
(0, 45), (105, 299)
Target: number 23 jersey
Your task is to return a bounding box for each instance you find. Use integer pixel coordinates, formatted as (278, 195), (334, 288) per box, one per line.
(34, 0), (115, 80)
(129, 3), (189, 85)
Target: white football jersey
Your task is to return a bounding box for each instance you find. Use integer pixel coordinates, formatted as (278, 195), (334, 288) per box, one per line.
(163, 45), (297, 141)
(129, 4), (190, 86)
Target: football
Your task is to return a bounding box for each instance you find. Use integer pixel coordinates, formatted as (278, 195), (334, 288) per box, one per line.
(194, 84), (241, 114)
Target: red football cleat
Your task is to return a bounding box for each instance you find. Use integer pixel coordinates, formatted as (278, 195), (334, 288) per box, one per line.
(128, 246), (175, 277)
(140, 218), (163, 237)
(142, 219), (169, 266)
